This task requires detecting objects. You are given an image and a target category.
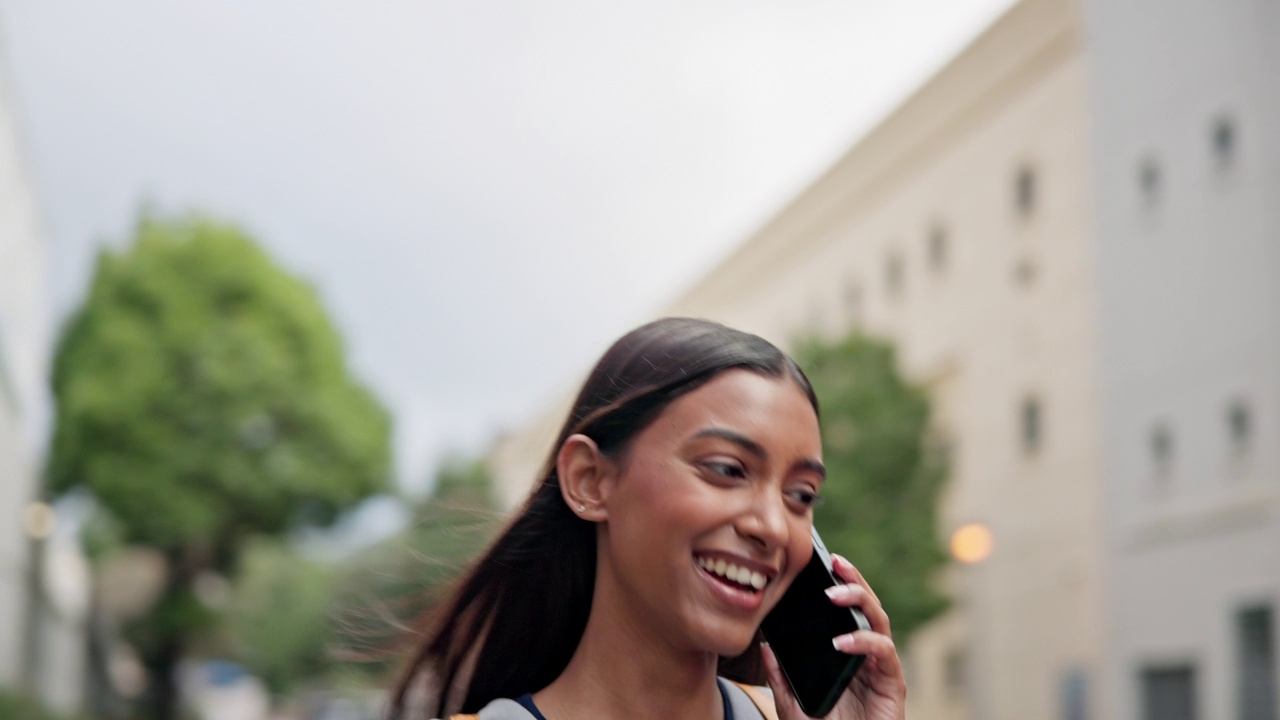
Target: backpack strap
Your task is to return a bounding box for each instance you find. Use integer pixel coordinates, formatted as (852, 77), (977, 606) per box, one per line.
(727, 681), (779, 720)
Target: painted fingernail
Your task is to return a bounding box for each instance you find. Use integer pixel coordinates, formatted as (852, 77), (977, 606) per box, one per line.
(825, 585), (851, 600)
(832, 634), (857, 652)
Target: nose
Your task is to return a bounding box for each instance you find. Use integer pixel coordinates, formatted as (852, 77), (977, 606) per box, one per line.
(735, 487), (790, 553)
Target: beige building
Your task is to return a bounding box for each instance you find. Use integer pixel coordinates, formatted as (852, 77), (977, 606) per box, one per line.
(490, 0), (1280, 717)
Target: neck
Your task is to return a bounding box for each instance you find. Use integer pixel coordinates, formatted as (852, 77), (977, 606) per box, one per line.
(533, 566), (723, 720)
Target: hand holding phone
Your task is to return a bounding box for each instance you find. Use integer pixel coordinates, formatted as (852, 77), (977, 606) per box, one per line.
(759, 527), (871, 718)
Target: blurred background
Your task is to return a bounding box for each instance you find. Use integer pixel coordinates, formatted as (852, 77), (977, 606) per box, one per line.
(1, 0), (1276, 719)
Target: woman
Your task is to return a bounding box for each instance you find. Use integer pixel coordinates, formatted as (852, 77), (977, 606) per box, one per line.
(390, 318), (906, 720)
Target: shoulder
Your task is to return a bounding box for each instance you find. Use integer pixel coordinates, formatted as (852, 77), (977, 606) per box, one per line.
(720, 678), (778, 720)
(447, 698), (537, 720)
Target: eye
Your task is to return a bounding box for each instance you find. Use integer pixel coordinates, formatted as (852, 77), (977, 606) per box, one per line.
(700, 459), (747, 480)
(785, 488), (824, 509)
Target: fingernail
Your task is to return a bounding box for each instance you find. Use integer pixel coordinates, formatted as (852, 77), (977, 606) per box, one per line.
(824, 585), (846, 600)
(832, 634), (857, 652)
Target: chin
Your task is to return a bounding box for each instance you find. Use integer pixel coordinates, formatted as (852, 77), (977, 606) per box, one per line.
(692, 618), (763, 659)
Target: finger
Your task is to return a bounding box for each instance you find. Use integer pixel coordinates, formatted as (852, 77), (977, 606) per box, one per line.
(831, 630), (903, 679)
(831, 554), (881, 605)
(759, 643), (803, 718)
(834, 631), (908, 704)
(825, 583), (892, 637)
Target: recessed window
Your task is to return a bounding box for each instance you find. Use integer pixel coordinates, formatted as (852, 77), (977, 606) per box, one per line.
(1141, 665), (1196, 720)
(0, 333), (16, 415)
(1015, 165), (1037, 217)
(1237, 605), (1276, 720)
(844, 280), (863, 325)
(1151, 423), (1174, 478)
(1139, 156), (1162, 204)
(1021, 396), (1042, 456)
(928, 224), (948, 272)
(1060, 669), (1089, 720)
(885, 252), (905, 299)
(1212, 115), (1237, 167)
(1013, 258), (1037, 288)
(1227, 399), (1252, 454)
(944, 647), (966, 696)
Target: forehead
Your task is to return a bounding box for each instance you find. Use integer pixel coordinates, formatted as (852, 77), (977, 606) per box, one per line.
(643, 369), (821, 453)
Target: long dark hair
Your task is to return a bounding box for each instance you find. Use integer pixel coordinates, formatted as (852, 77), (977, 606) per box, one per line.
(389, 317), (818, 718)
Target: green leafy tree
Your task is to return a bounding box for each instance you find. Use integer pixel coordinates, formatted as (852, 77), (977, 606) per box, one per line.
(795, 332), (949, 643)
(225, 539), (337, 698)
(48, 214), (391, 720)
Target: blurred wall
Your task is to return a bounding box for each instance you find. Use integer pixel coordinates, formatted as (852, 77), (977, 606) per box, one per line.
(1082, 0), (1280, 717)
(0, 23), (50, 694)
(0, 19), (86, 716)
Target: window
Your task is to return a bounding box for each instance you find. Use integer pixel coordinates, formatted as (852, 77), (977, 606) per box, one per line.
(1013, 258), (1037, 288)
(0, 332), (16, 415)
(944, 647), (966, 697)
(928, 224), (948, 272)
(1227, 399), (1252, 455)
(1139, 156), (1162, 204)
(844, 280), (863, 326)
(1142, 665), (1197, 720)
(1237, 606), (1277, 720)
(1212, 115), (1237, 167)
(1015, 165), (1037, 217)
(1151, 423), (1174, 478)
(885, 252), (905, 299)
(1021, 396), (1042, 455)
(1060, 669), (1089, 720)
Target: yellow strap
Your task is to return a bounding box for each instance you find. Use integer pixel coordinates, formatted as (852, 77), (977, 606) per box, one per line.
(731, 681), (779, 720)
(448, 715), (479, 720)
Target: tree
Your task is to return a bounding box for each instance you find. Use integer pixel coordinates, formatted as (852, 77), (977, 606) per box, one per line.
(794, 332), (949, 643)
(225, 539), (337, 698)
(48, 214), (391, 720)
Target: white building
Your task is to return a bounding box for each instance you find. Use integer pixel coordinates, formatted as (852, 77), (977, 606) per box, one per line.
(0, 33), (48, 690)
(490, 0), (1279, 717)
(0, 20), (85, 716)
(1082, 0), (1280, 718)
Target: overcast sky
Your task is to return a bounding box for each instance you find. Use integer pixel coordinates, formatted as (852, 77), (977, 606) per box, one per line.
(2, 0), (1016, 501)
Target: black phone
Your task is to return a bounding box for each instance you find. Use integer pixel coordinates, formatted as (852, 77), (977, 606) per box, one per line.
(760, 526), (870, 717)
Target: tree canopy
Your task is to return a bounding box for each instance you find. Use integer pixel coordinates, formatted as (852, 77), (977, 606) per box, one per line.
(48, 214), (391, 718)
(795, 332), (949, 643)
(50, 214), (390, 551)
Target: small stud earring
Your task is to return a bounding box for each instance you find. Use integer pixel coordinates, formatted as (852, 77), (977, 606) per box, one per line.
(576, 504), (586, 513)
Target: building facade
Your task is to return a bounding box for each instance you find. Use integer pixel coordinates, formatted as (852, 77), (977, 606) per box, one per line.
(489, 0), (1280, 717)
(1082, 0), (1280, 718)
(0, 23), (51, 698)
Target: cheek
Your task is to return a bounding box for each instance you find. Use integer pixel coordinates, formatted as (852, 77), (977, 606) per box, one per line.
(785, 522), (815, 580)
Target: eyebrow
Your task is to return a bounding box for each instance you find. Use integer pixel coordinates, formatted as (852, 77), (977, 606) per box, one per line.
(691, 427), (827, 480)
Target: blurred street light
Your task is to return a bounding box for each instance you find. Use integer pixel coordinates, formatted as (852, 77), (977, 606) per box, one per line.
(23, 501), (55, 539)
(950, 523), (994, 564)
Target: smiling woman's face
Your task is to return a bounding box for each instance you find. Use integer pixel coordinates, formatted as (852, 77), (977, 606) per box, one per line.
(592, 368), (824, 659)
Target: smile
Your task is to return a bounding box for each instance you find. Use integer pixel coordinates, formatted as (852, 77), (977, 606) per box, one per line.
(695, 555), (770, 592)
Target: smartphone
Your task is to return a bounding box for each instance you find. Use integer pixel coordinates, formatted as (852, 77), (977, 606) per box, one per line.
(760, 527), (870, 718)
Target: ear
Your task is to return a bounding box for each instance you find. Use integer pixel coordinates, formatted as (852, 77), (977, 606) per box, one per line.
(557, 434), (615, 522)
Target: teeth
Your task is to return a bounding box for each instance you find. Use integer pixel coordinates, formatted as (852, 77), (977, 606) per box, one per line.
(696, 556), (768, 591)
